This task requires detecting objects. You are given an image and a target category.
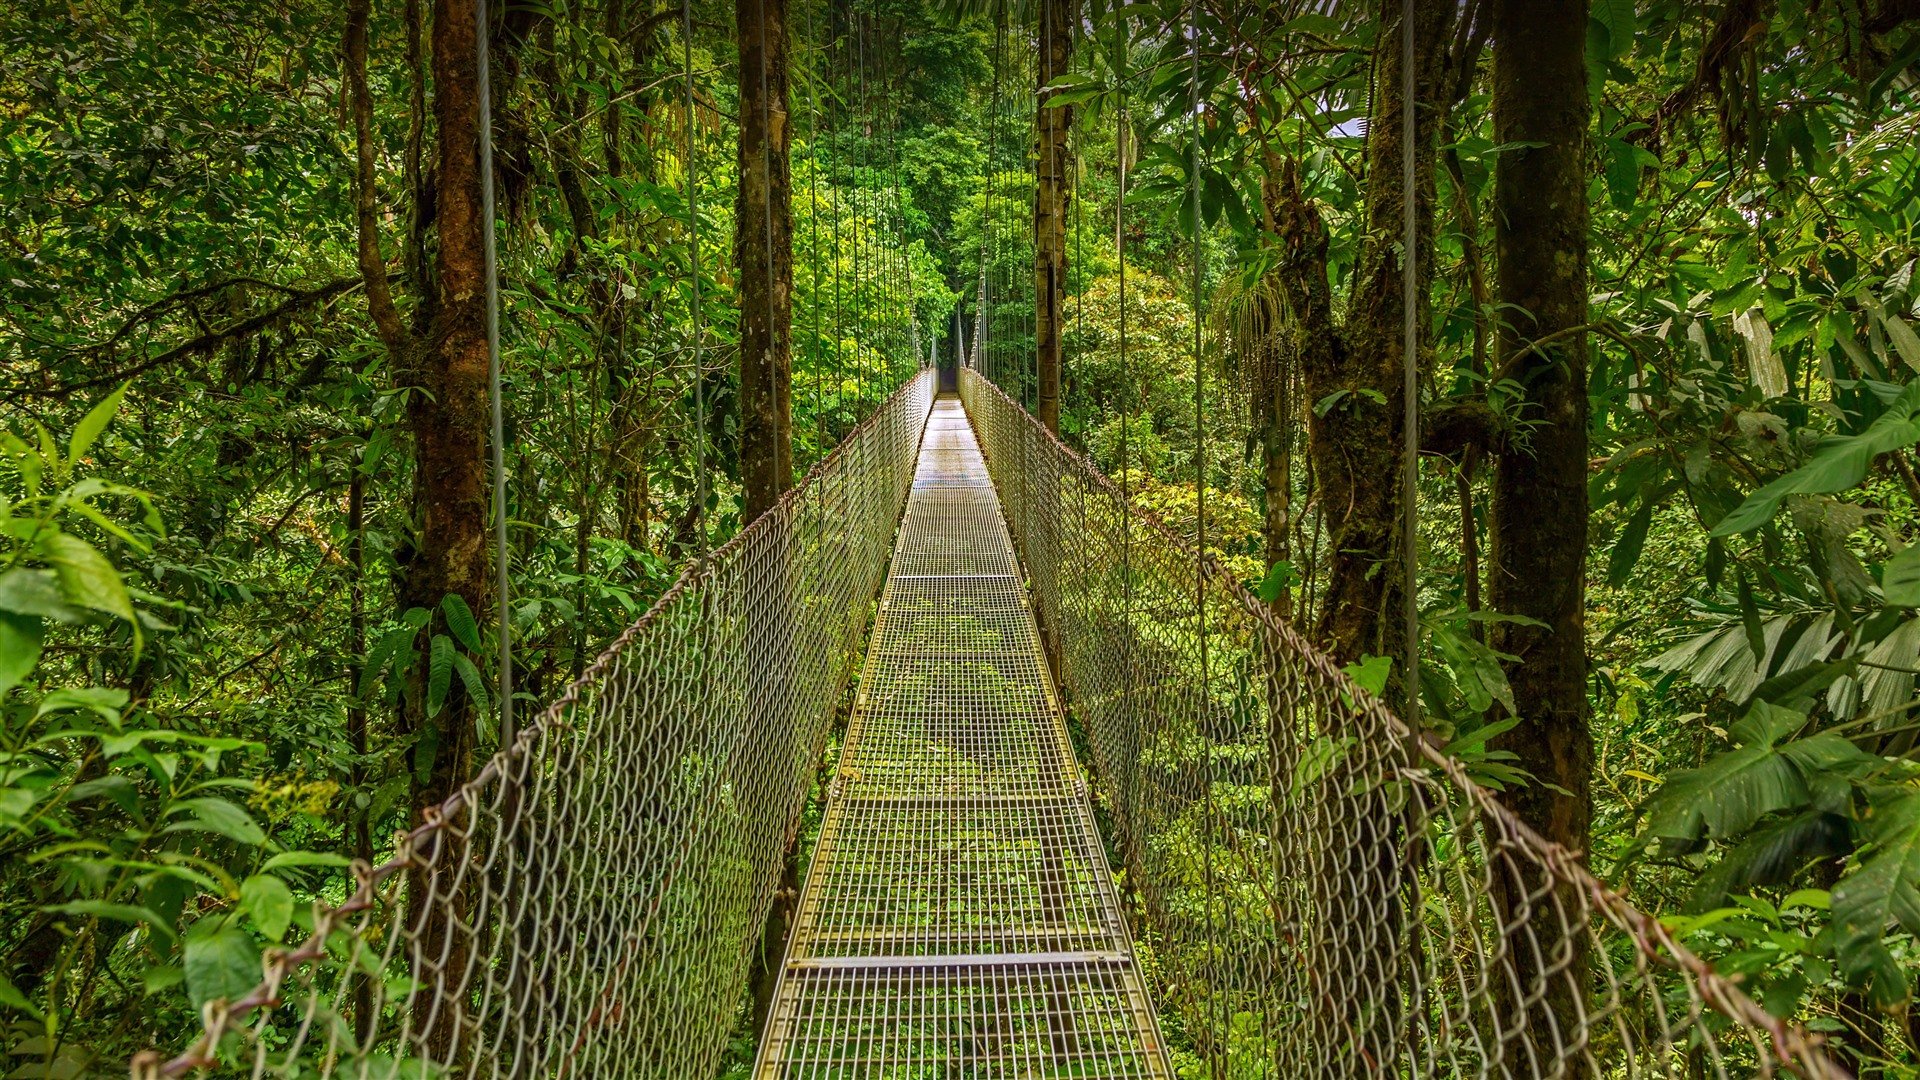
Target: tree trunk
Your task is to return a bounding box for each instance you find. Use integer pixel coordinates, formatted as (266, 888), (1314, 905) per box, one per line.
(1033, 0), (1074, 433)
(1256, 320), (1292, 617)
(348, 0), (491, 1052)
(737, 0), (799, 1034)
(404, 0), (491, 818)
(400, 0), (496, 1055)
(346, 467), (375, 1041)
(1290, 0), (1448, 683)
(737, 0), (794, 521)
(1487, 0), (1593, 1066)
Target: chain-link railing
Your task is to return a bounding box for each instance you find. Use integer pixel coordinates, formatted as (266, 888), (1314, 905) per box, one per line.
(958, 368), (1845, 1079)
(134, 372), (935, 1079)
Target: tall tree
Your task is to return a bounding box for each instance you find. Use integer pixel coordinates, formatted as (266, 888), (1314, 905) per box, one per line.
(1271, 1), (1451, 683)
(737, 0), (794, 519)
(737, 0), (799, 1034)
(347, 0), (495, 1052)
(1487, 0), (1592, 1050)
(1033, 0), (1074, 432)
(346, 0), (492, 822)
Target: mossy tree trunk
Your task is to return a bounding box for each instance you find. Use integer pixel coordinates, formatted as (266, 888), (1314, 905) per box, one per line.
(1487, 0), (1594, 1063)
(348, 0), (496, 1055)
(737, 0), (794, 521)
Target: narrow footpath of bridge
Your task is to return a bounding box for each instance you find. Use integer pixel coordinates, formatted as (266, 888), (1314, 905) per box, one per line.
(753, 396), (1169, 1077)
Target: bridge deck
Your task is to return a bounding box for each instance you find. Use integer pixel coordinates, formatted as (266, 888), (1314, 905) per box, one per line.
(754, 397), (1169, 1077)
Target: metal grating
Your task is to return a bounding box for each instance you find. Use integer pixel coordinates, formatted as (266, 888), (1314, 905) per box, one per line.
(761, 960), (1165, 1078)
(792, 797), (1124, 955)
(756, 397), (1169, 1077)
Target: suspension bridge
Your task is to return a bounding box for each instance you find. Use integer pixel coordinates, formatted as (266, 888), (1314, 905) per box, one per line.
(131, 368), (1847, 1079)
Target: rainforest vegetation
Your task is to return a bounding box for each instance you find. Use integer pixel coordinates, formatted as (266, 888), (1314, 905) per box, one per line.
(4, 0), (1920, 1073)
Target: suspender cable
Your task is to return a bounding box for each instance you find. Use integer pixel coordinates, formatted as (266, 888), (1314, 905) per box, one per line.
(683, 0), (706, 553)
(1072, 74), (1083, 348)
(857, 14), (873, 402)
(1399, 0), (1420, 722)
(888, 35), (917, 371)
(1115, 42), (1130, 533)
(1187, 1), (1220, 1063)
(849, 13), (863, 408)
(1188, 12), (1206, 639)
(1036, 4), (1049, 416)
(978, 13), (1005, 384)
(476, 0), (513, 747)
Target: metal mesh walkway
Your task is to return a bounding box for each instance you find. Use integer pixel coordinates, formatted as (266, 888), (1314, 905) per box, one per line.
(754, 397), (1169, 1077)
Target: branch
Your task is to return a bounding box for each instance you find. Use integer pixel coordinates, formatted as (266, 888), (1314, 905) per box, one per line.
(1421, 399), (1501, 460)
(1492, 320), (1634, 386)
(10, 277), (364, 398)
(83, 276), (319, 356)
(1442, 0), (1492, 106)
(1629, 1), (1768, 149)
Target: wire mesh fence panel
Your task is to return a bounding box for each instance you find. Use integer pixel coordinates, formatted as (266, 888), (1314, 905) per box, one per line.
(754, 397), (1169, 1077)
(957, 368), (1847, 1080)
(135, 374), (936, 1080)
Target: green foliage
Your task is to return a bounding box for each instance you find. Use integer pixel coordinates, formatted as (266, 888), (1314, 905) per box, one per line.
(1834, 789), (1920, 1007)
(0, 393), (347, 1066)
(1059, 0), (1920, 1053)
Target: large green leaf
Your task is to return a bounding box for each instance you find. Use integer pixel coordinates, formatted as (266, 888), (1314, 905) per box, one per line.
(1877, 308), (1920, 372)
(0, 611), (43, 698)
(1689, 810), (1852, 911)
(37, 532), (135, 625)
(164, 796), (267, 846)
(1644, 743), (1802, 845)
(1606, 497), (1654, 586)
(1430, 621), (1515, 715)
(1590, 0), (1636, 52)
(46, 900), (175, 941)
(261, 850), (353, 872)
(1649, 611), (1822, 704)
(1881, 543), (1920, 606)
(1642, 703), (1865, 845)
(240, 874), (294, 941)
(1, 432), (43, 497)
(359, 625), (417, 699)
(1713, 382), (1920, 535)
(426, 634), (454, 718)
(1750, 654), (1857, 708)
(34, 685), (129, 724)
(1832, 791), (1920, 1007)
(0, 971), (41, 1019)
(1854, 617), (1920, 720)
(68, 383), (128, 467)
(452, 652), (491, 719)
(183, 924), (261, 1008)
(440, 594), (482, 652)
(0, 568), (88, 623)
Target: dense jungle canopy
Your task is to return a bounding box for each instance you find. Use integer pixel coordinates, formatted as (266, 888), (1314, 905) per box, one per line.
(4, 0), (1920, 1074)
